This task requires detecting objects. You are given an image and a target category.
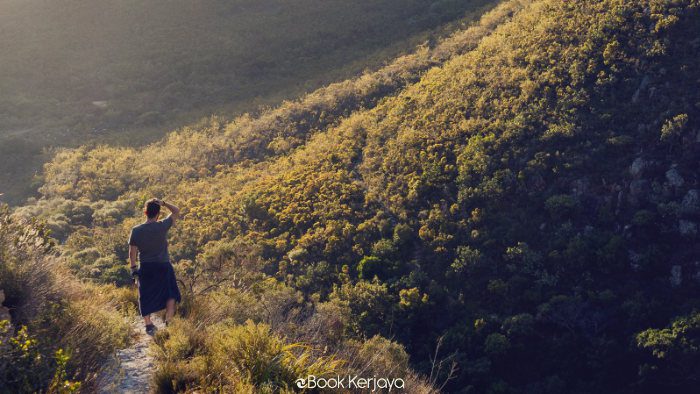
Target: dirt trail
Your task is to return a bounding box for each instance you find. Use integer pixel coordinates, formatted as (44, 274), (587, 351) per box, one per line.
(98, 315), (164, 393)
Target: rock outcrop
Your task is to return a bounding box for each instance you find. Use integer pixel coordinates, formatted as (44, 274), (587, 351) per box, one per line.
(0, 290), (10, 322)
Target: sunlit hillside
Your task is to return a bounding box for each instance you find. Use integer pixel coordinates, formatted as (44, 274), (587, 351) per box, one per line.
(4, 0), (700, 392)
(0, 0), (496, 204)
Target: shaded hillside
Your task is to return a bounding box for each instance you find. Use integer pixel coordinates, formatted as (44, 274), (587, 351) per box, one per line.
(20, 0), (700, 392)
(0, 0), (497, 205)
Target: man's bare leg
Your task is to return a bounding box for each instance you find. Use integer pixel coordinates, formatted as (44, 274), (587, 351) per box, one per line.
(165, 299), (176, 324)
(144, 314), (152, 325)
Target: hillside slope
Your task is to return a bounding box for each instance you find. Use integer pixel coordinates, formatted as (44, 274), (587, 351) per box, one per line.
(0, 0), (497, 205)
(19, 0), (700, 392)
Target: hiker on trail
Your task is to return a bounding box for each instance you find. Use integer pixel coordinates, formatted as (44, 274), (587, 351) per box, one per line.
(128, 198), (181, 335)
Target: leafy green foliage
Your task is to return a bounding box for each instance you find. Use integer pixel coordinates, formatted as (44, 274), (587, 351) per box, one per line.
(0, 321), (80, 393)
(636, 313), (700, 389)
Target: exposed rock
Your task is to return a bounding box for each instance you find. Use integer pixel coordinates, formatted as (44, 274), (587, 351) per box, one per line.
(632, 75), (650, 103)
(679, 220), (698, 237)
(0, 290), (11, 343)
(670, 265), (682, 287)
(628, 180), (650, 205)
(665, 168), (684, 187)
(681, 189), (700, 215)
(628, 250), (642, 271)
(92, 100), (109, 109)
(0, 290), (9, 322)
(615, 189), (624, 215)
(571, 178), (590, 196)
(629, 158), (646, 179)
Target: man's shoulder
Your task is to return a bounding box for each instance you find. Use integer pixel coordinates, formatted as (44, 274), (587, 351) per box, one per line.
(128, 223), (145, 245)
(158, 215), (174, 228)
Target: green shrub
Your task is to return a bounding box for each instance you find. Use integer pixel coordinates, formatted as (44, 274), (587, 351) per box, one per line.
(207, 320), (341, 389)
(544, 194), (579, 220)
(484, 333), (510, 356)
(154, 319), (341, 391)
(660, 114), (689, 141)
(357, 256), (384, 280)
(355, 335), (410, 376)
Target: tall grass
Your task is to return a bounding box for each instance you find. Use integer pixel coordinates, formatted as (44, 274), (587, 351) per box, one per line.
(0, 206), (131, 391)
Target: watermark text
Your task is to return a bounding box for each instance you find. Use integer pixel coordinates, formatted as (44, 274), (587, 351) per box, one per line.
(295, 375), (405, 391)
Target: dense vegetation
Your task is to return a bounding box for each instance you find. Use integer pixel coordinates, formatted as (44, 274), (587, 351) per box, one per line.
(7, 0), (700, 392)
(0, 0), (496, 205)
(0, 206), (131, 392)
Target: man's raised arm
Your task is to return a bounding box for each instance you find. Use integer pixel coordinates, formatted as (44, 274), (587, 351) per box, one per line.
(160, 200), (180, 224)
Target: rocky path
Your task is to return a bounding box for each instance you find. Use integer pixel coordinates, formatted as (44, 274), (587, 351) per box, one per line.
(98, 315), (164, 393)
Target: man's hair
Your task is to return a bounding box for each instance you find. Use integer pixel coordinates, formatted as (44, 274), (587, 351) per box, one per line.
(144, 198), (161, 219)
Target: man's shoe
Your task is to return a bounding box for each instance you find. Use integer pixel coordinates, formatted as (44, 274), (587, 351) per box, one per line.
(145, 323), (157, 336)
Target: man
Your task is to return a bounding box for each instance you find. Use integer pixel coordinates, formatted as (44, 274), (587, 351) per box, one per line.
(128, 198), (181, 335)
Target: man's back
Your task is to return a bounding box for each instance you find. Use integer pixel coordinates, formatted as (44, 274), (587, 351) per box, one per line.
(129, 215), (173, 263)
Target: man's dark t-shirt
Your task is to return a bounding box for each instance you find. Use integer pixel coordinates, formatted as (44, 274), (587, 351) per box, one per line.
(128, 215), (173, 263)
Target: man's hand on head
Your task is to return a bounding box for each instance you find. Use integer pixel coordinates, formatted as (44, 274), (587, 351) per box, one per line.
(158, 199), (180, 223)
